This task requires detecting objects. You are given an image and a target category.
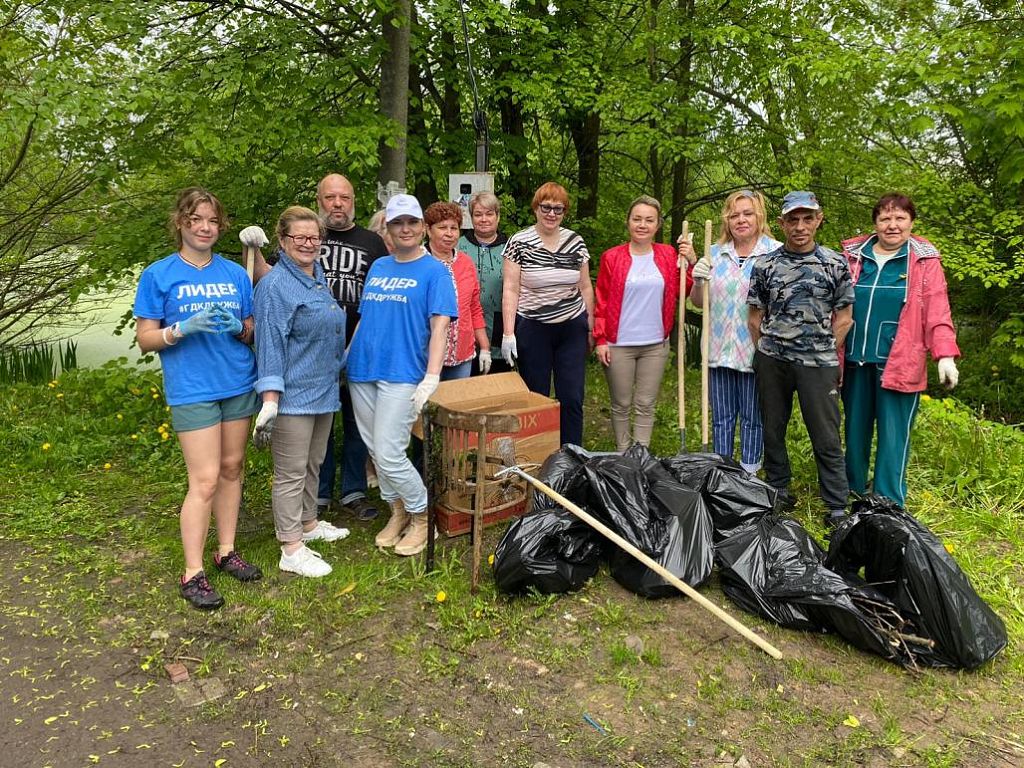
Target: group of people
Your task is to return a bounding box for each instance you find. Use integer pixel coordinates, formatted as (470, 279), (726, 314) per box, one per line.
(134, 176), (960, 611)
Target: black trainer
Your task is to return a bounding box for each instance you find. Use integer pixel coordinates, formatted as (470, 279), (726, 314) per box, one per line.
(824, 509), (847, 529)
(214, 550), (263, 582)
(344, 497), (380, 521)
(179, 571), (224, 610)
(774, 488), (796, 513)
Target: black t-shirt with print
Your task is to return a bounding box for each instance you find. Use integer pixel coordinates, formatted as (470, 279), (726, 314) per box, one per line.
(318, 224), (388, 338)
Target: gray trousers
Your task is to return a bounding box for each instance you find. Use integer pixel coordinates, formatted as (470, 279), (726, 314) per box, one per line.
(271, 413), (333, 543)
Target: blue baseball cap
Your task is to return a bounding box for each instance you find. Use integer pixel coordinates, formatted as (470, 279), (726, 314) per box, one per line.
(780, 191), (821, 215)
(385, 193), (424, 223)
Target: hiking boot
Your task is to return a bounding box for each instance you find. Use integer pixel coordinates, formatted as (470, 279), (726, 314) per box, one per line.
(302, 520), (350, 542)
(179, 571), (224, 610)
(394, 513), (429, 557)
(343, 497), (380, 522)
(214, 550), (263, 582)
(375, 500), (409, 548)
(279, 545), (332, 577)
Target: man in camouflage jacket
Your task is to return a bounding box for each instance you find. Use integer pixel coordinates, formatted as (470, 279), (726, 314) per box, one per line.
(747, 191), (854, 527)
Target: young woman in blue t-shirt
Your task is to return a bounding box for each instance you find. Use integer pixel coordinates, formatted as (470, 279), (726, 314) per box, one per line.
(346, 194), (458, 557)
(133, 188), (263, 611)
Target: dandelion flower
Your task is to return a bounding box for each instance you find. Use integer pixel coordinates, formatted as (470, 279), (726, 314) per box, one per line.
(488, 554), (495, 565)
(47, 381), (57, 389)
(130, 434), (138, 440)
(116, 413), (123, 420)
(103, 463), (112, 470)
(56, 393), (64, 399)
(42, 443), (51, 451)
(161, 432), (170, 441)
(152, 393), (159, 399)
(435, 590), (447, 603)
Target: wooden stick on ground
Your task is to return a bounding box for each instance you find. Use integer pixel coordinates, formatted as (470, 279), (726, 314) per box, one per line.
(677, 220), (689, 452)
(700, 219), (712, 452)
(497, 465), (784, 660)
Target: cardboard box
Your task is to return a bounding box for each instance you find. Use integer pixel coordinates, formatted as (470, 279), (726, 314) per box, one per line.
(417, 372), (560, 536)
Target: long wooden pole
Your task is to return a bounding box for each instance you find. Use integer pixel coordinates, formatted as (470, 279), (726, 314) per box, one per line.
(700, 219), (712, 452)
(677, 220), (689, 451)
(499, 466), (784, 660)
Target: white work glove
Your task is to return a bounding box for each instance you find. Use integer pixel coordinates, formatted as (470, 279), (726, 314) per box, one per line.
(501, 334), (518, 365)
(692, 258), (712, 281)
(478, 348), (492, 375)
(411, 373), (440, 415)
(676, 231), (694, 268)
(239, 225), (269, 248)
(937, 357), (959, 389)
(252, 401), (278, 448)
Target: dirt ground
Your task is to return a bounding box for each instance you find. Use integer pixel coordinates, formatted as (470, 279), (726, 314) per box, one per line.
(2, 537), (1021, 768)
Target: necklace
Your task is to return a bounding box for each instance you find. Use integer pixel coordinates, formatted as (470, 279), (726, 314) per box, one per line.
(179, 252), (212, 269)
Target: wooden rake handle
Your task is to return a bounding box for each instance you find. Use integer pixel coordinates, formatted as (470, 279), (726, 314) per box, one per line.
(498, 466), (783, 660)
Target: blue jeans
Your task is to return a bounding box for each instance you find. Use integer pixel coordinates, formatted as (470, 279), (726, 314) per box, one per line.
(515, 312), (589, 447)
(349, 381), (427, 515)
(316, 383), (369, 507)
(441, 360), (472, 381)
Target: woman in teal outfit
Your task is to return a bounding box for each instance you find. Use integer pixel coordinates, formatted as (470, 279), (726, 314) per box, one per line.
(840, 193), (960, 507)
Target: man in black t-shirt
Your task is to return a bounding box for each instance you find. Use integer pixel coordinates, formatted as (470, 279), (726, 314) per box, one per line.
(315, 174), (388, 521)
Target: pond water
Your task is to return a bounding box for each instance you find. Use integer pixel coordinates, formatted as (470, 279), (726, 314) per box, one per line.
(44, 284), (155, 370)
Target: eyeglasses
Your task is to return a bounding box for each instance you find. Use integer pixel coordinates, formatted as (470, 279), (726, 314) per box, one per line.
(284, 234), (322, 245)
(539, 203), (566, 215)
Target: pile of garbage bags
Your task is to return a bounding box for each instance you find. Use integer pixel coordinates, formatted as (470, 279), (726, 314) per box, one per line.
(493, 446), (1007, 669)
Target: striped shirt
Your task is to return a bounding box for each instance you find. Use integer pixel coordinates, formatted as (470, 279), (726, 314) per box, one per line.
(505, 226), (589, 323)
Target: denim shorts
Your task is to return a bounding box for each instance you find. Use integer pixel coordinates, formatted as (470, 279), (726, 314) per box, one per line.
(170, 390), (260, 432)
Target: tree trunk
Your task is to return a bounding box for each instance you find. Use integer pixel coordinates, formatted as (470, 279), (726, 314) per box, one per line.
(670, 0), (694, 241)
(569, 110), (601, 227)
(378, 0), (411, 192)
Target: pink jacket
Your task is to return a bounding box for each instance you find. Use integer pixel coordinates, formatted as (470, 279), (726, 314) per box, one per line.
(840, 234), (960, 393)
(593, 242), (688, 346)
(448, 251), (486, 364)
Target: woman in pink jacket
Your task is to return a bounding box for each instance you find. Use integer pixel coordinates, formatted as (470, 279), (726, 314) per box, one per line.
(841, 193), (960, 506)
(593, 196), (689, 451)
(425, 202), (491, 380)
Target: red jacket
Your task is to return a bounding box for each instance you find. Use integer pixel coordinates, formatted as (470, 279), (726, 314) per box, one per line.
(840, 234), (960, 392)
(593, 242), (689, 346)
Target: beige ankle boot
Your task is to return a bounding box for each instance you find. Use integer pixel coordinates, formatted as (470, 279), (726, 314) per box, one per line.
(394, 513), (428, 556)
(375, 500), (409, 548)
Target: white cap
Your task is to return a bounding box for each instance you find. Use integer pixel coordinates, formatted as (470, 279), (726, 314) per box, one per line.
(385, 194), (424, 223)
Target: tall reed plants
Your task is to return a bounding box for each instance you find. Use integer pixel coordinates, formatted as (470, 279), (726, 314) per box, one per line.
(0, 340), (78, 384)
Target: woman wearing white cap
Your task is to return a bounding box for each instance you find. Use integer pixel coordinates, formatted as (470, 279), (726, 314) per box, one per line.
(345, 194), (458, 556)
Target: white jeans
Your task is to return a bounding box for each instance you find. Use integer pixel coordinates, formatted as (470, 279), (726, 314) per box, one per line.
(349, 381), (427, 514)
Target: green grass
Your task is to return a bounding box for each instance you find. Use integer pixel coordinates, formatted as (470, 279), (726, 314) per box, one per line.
(1, 359), (1023, 767)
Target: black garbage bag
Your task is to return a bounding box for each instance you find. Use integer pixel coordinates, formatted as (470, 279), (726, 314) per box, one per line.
(529, 444), (598, 511)
(661, 451), (734, 490)
(609, 462), (714, 597)
(764, 559), (916, 666)
(493, 507), (604, 594)
(660, 452), (776, 541)
(715, 514), (826, 631)
(579, 452), (668, 556)
(825, 496), (1008, 669)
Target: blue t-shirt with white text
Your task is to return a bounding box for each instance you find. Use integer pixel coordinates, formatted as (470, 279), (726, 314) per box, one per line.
(347, 254), (458, 384)
(133, 253), (256, 406)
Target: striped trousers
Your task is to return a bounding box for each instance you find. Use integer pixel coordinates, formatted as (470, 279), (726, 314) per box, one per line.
(710, 366), (763, 470)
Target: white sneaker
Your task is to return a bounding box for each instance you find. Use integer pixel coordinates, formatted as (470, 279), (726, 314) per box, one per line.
(302, 520), (350, 542)
(279, 545), (332, 577)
